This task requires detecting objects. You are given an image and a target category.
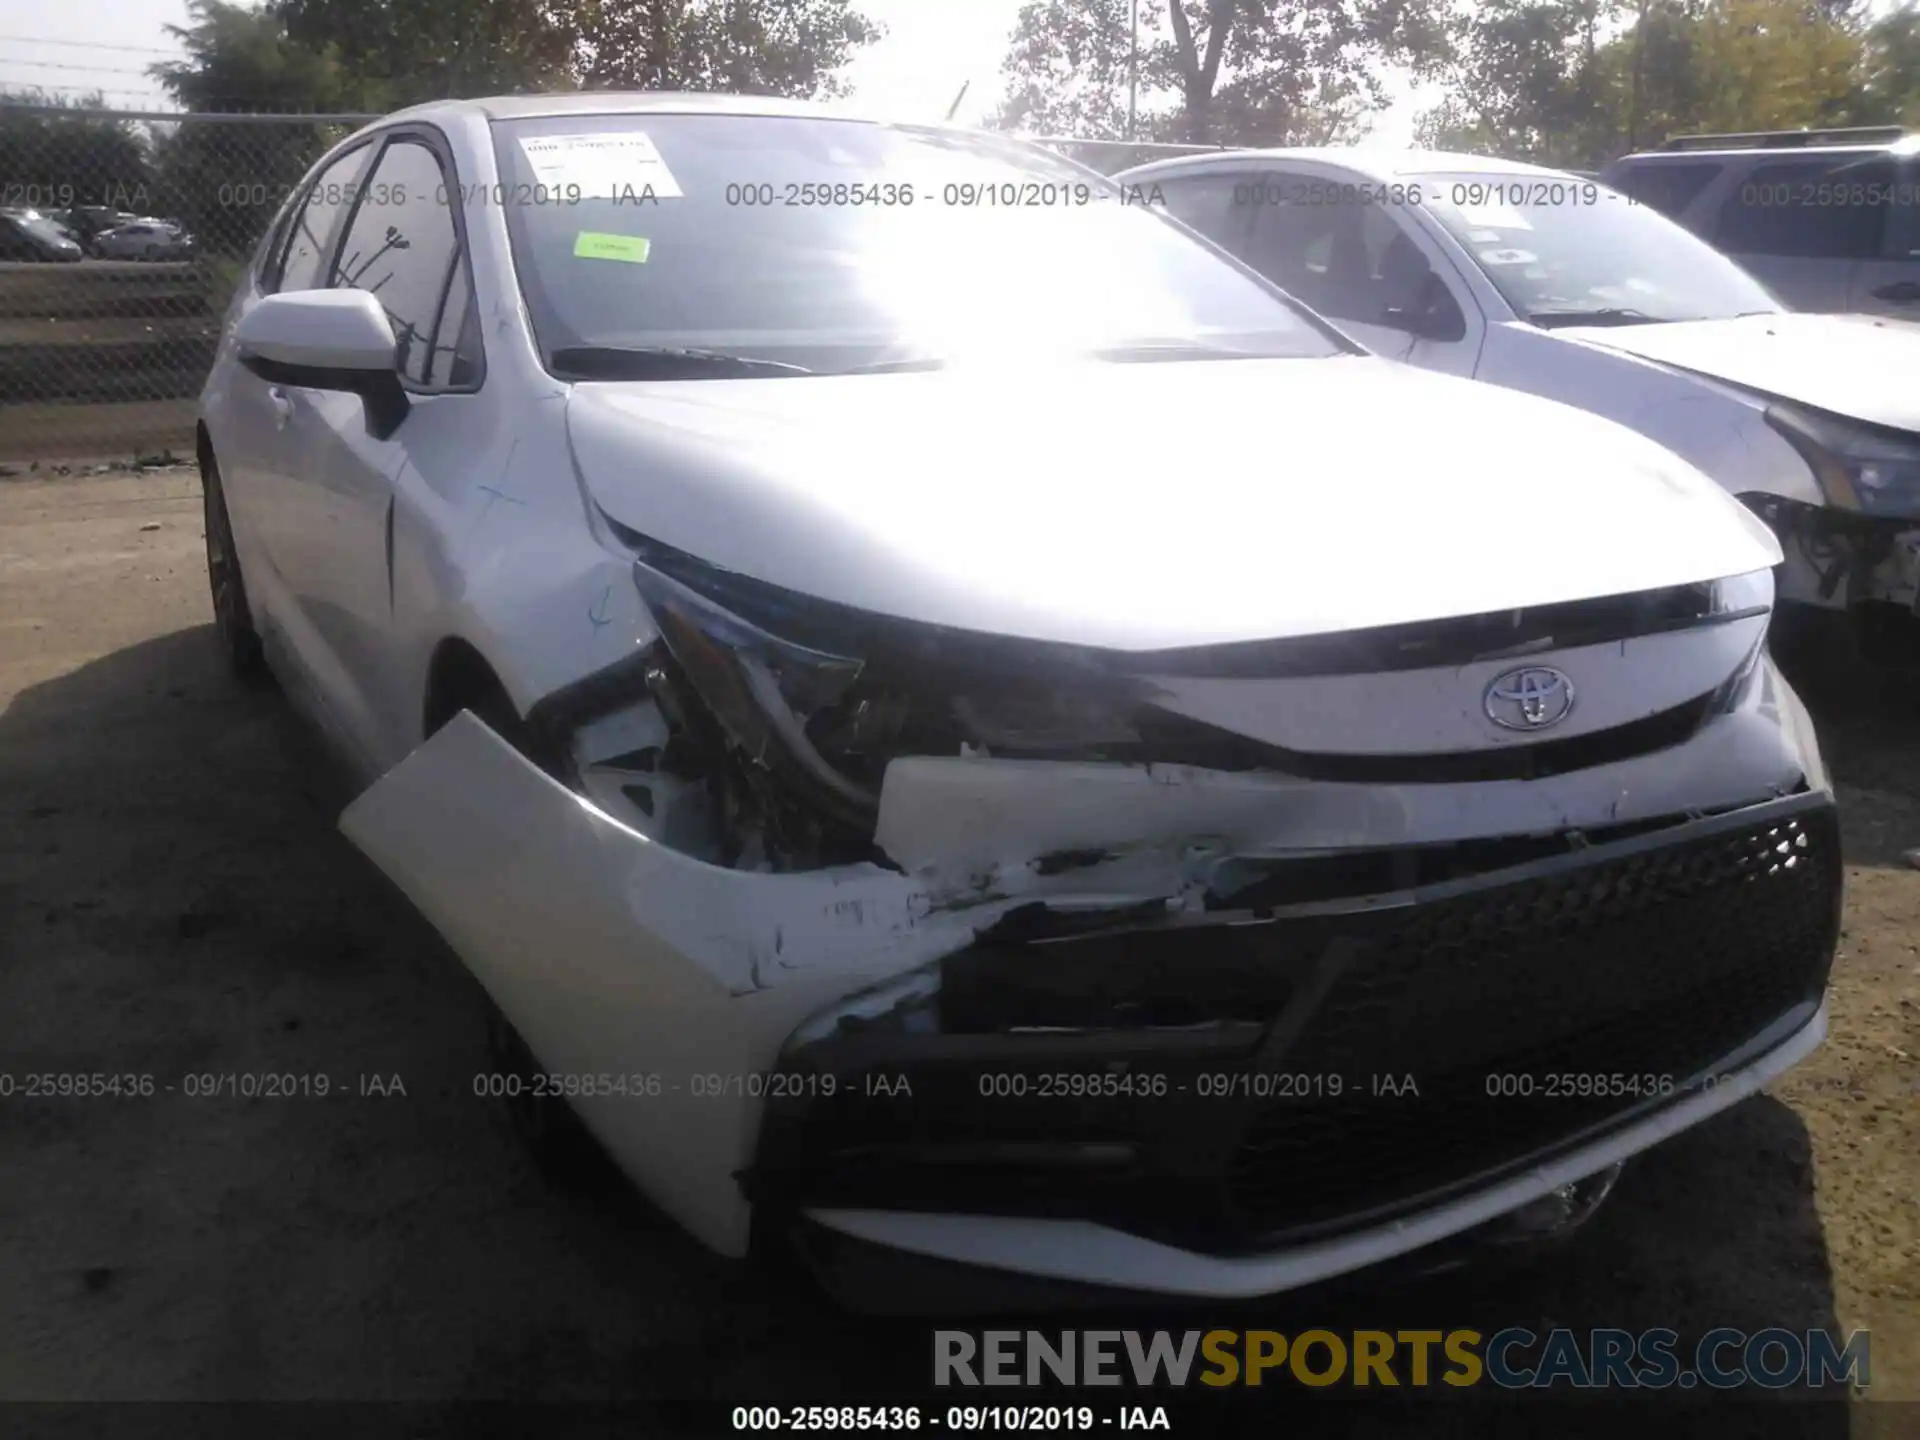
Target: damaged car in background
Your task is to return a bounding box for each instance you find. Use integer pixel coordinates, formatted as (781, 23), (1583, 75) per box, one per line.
(1119, 146), (1920, 672)
(195, 93), (1843, 1307)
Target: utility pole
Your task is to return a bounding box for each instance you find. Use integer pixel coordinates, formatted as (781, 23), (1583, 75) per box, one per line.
(1128, 0), (1139, 139)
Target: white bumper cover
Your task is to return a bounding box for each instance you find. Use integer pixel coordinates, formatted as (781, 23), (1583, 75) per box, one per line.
(803, 1003), (1826, 1299)
(339, 654), (1830, 1286)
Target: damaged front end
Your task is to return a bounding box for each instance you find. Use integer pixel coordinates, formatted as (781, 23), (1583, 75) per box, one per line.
(1758, 403), (1920, 665)
(522, 522), (1317, 879)
(340, 530), (1841, 1295)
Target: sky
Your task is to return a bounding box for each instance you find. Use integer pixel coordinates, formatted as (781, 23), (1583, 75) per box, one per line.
(0, 0), (1435, 140)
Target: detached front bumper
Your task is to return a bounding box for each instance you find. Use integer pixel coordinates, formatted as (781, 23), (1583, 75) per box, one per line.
(756, 793), (1839, 1294)
(340, 684), (1839, 1293)
(793, 1004), (1827, 1304)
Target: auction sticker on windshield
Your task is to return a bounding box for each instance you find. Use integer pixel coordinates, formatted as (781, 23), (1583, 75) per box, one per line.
(520, 132), (685, 200)
(1453, 201), (1531, 231)
(574, 232), (651, 263)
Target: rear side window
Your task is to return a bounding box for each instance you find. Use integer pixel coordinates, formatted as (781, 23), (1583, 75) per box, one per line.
(273, 144), (375, 293)
(1610, 161), (1722, 219)
(1714, 157), (1896, 259)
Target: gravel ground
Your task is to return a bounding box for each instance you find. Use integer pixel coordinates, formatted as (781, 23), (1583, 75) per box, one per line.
(1, 468), (1915, 1430)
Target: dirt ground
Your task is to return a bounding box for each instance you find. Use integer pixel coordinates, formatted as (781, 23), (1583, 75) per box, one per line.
(1, 468), (1916, 1428)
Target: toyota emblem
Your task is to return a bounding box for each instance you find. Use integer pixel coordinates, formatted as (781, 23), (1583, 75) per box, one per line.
(1483, 666), (1576, 731)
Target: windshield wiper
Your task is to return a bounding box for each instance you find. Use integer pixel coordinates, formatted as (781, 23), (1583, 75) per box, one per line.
(1091, 339), (1292, 363)
(1527, 307), (1681, 329)
(548, 345), (814, 380)
(829, 344), (1292, 374)
(830, 355), (948, 375)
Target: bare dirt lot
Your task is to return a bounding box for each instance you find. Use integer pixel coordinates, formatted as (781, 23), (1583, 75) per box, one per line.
(1, 469), (1916, 1430)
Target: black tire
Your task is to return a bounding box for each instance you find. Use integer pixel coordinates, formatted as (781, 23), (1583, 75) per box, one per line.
(202, 452), (265, 678)
(482, 997), (617, 1188)
(452, 676), (619, 1191)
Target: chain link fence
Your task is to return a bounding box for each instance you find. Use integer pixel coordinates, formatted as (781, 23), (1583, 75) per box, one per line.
(0, 105), (377, 461)
(0, 103), (1230, 462)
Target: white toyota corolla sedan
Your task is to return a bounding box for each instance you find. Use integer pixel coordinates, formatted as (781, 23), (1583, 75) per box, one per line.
(198, 92), (1841, 1307)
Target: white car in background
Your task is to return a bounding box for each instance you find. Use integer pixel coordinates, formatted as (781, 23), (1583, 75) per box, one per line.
(196, 94), (1840, 1307)
(1120, 148), (1920, 664)
(93, 218), (194, 260)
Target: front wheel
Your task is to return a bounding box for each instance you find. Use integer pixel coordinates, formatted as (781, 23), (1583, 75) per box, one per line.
(482, 998), (618, 1190)
(202, 452), (264, 678)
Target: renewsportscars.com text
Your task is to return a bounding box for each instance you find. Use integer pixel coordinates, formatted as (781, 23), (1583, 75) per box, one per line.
(933, 1327), (1870, 1390)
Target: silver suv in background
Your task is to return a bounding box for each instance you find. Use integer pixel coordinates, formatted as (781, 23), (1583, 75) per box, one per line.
(1601, 126), (1920, 318)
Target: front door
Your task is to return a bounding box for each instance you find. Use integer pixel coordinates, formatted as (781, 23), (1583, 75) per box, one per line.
(271, 129), (490, 770)
(1233, 168), (1485, 377)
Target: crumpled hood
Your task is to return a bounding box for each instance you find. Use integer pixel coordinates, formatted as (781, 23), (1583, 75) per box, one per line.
(566, 355), (1780, 650)
(1552, 312), (1920, 433)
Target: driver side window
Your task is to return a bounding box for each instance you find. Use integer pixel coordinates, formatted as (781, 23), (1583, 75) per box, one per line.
(326, 135), (482, 390)
(1241, 171), (1464, 339)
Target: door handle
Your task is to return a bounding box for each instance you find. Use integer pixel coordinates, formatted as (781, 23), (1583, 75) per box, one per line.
(1870, 280), (1920, 303)
(267, 386), (295, 426)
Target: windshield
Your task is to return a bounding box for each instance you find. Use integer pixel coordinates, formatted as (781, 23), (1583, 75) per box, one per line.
(1416, 173), (1782, 326)
(491, 113), (1345, 375)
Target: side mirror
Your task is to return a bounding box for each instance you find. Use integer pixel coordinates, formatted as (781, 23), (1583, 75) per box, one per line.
(236, 288), (411, 440)
(1381, 273), (1466, 343)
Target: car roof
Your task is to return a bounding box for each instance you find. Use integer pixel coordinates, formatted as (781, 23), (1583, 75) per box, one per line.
(377, 90), (883, 127)
(1609, 135), (1920, 162)
(1115, 146), (1577, 184)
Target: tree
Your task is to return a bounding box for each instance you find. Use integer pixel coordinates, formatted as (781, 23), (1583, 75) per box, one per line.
(992, 0), (1143, 139)
(569, 0), (883, 96)
(157, 0), (883, 114)
(1419, 0), (1889, 167)
(1414, 0), (1617, 164)
(152, 0), (369, 113)
(1858, 1), (1920, 125)
(0, 90), (154, 211)
(148, 0), (885, 255)
(149, 2), (368, 257)
(990, 0), (1450, 147)
(277, 0), (577, 104)
(1654, 0), (1867, 137)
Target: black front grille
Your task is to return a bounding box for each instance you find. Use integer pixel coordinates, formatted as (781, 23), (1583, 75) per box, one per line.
(755, 795), (1842, 1256)
(1226, 804), (1840, 1237)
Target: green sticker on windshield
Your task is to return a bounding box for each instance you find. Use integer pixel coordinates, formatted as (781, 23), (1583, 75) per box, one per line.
(574, 231), (650, 263)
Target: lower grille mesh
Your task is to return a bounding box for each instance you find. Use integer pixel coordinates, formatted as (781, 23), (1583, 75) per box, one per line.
(765, 798), (1842, 1256)
(1224, 806), (1841, 1237)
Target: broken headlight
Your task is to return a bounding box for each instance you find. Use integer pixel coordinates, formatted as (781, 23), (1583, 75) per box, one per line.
(630, 555), (876, 819)
(1766, 403), (1920, 520)
(629, 543), (1148, 817)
